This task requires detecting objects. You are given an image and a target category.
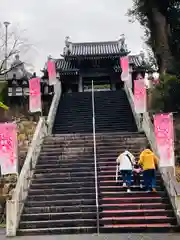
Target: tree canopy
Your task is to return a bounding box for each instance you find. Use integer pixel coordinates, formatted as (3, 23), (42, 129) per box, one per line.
(128, 0), (180, 75)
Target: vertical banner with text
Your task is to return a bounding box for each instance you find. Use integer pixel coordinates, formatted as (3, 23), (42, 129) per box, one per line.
(47, 60), (57, 86)
(134, 79), (147, 113)
(120, 56), (129, 82)
(154, 113), (175, 167)
(29, 77), (42, 113)
(0, 123), (18, 175)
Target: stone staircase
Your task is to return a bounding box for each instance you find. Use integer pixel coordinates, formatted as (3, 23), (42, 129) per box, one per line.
(16, 90), (179, 235)
(53, 90), (137, 134)
(18, 134), (96, 235)
(97, 133), (179, 233)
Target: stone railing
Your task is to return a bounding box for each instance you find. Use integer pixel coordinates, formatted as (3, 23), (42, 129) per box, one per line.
(6, 79), (62, 236)
(6, 117), (47, 237)
(124, 84), (142, 132)
(47, 80), (62, 134)
(125, 82), (180, 222)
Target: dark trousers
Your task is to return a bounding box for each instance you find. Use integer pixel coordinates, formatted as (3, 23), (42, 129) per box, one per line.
(143, 169), (156, 191)
(133, 172), (141, 185)
(120, 170), (132, 187)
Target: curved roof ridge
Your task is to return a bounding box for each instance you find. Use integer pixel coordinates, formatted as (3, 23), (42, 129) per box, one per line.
(72, 40), (118, 46)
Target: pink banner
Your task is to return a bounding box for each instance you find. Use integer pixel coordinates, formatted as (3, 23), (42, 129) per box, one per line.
(0, 123), (18, 175)
(134, 79), (147, 113)
(154, 113), (174, 167)
(120, 57), (129, 82)
(47, 60), (57, 85)
(29, 78), (41, 113)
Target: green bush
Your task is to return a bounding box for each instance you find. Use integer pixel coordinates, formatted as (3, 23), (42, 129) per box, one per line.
(151, 74), (180, 112)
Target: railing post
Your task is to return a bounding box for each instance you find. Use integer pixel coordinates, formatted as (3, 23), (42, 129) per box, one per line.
(47, 80), (62, 135)
(91, 80), (99, 234)
(6, 199), (17, 237)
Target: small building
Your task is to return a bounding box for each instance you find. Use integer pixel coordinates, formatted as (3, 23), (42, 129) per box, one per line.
(7, 55), (32, 97)
(42, 36), (147, 93)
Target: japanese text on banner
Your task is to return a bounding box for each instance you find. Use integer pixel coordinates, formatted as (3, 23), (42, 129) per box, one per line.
(134, 79), (147, 113)
(154, 113), (175, 167)
(0, 123), (18, 175)
(29, 78), (41, 113)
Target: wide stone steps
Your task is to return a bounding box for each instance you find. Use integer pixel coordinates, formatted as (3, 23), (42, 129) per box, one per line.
(17, 90), (179, 235)
(53, 90), (137, 134)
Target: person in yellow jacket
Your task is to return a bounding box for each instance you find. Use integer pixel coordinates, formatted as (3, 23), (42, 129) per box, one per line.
(138, 145), (158, 192)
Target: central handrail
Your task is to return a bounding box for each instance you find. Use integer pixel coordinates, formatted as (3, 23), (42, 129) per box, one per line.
(91, 80), (100, 234)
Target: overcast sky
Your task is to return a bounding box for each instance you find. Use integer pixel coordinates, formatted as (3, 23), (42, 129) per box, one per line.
(0, 0), (144, 75)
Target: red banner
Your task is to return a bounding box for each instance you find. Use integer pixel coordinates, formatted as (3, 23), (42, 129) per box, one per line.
(134, 79), (147, 113)
(154, 113), (174, 167)
(47, 60), (57, 85)
(29, 78), (41, 113)
(120, 57), (129, 82)
(0, 123), (18, 175)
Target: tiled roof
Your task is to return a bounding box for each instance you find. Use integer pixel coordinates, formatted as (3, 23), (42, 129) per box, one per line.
(64, 41), (125, 56)
(55, 55), (142, 74)
(129, 55), (142, 67)
(55, 59), (78, 72)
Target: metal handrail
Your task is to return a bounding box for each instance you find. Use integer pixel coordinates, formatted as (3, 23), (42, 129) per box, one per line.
(91, 80), (99, 234)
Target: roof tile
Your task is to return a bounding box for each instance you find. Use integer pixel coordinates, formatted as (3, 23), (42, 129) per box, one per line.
(55, 55), (141, 73)
(55, 59), (78, 72)
(68, 41), (123, 56)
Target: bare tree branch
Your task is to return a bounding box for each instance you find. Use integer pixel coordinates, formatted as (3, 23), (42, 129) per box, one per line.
(0, 25), (32, 76)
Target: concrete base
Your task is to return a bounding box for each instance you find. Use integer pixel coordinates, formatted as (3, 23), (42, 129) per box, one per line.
(3, 233), (180, 240)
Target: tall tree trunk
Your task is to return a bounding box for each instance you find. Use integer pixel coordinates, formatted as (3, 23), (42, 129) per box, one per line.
(152, 8), (173, 74)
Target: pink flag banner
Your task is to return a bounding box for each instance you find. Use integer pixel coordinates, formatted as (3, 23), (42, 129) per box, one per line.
(134, 79), (147, 113)
(29, 78), (42, 113)
(0, 123), (18, 175)
(47, 60), (57, 85)
(120, 57), (129, 81)
(154, 113), (175, 167)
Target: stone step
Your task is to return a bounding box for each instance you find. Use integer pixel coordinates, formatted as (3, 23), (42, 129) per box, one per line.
(25, 198), (96, 207)
(34, 171), (95, 178)
(100, 196), (169, 204)
(99, 179), (162, 186)
(100, 191), (167, 198)
(36, 162), (95, 168)
(21, 212), (97, 221)
(35, 163), (95, 169)
(100, 216), (177, 225)
(30, 181), (96, 189)
(27, 193), (96, 202)
(99, 186), (164, 192)
(32, 177), (162, 185)
(45, 132), (145, 141)
(19, 218), (97, 229)
(38, 152), (141, 157)
(41, 145), (143, 150)
(100, 202), (171, 211)
(100, 224), (179, 233)
(34, 167), (95, 174)
(53, 128), (137, 134)
(29, 187), (95, 195)
(32, 176), (96, 184)
(16, 227), (94, 236)
(36, 158), (140, 165)
(100, 209), (174, 218)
